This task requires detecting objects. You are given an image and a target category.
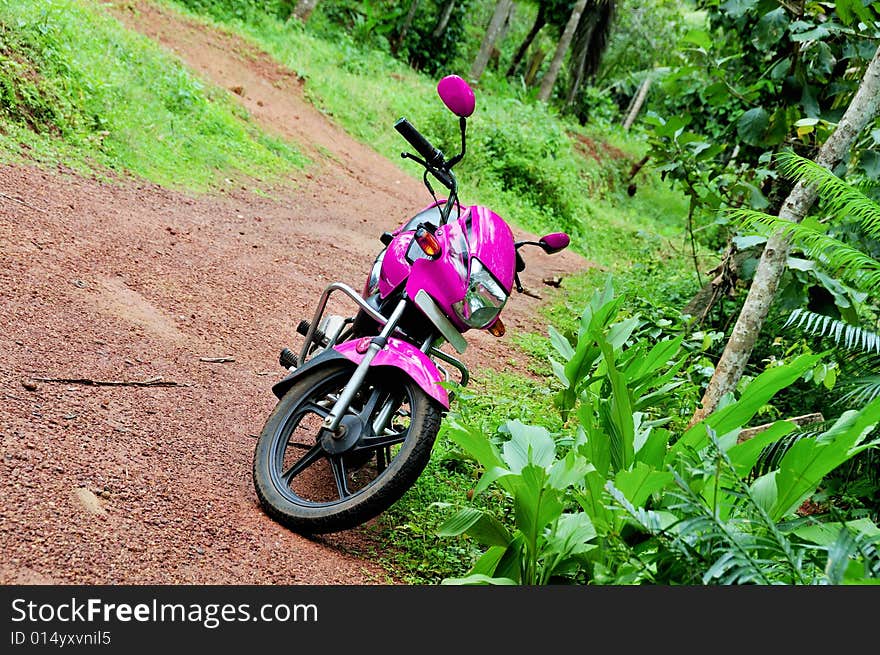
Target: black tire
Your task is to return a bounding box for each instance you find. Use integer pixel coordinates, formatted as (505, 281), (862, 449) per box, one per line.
(253, 361), (442, 534)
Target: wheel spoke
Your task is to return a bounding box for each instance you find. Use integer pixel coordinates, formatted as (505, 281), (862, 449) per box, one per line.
(302, 401), (331, 418)
(281, 444), (324, 484)
(358, 387), (384, 420)
(355, 430), (406, 451)
(329, 456), (352, 498)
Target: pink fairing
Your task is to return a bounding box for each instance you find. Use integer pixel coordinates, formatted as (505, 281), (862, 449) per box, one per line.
(466, 206), (516, 290)
(378, 232), (415, 297)
(403, 206), (515, 323)
(334, 338), (449, 408)
(437, 75), (475, 118)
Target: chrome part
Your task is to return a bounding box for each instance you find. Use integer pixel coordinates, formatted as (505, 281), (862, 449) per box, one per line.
(428, 347), (469, 387)
(322, 299), (408, 435)
(299, 282), (402, 364)
(451, 258), (508, 329)
(414, 289), (467, 354)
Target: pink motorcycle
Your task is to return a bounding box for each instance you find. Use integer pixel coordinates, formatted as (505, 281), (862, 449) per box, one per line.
(252, 75), (570, 534)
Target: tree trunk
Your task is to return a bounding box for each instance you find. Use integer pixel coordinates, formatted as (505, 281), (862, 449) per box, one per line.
(470, 0), (515, 82)
(622, 73), (651, 130)
(288, 0), (319, 23)
(392, 0), (421, 55)
(524, 47), (547, 86)
(432, 0), (456, 39)
(688, 44), (880, 427)
(538, 0), (589, 103)
(506, 6), (546, 78)
(566, 0), (616, 107)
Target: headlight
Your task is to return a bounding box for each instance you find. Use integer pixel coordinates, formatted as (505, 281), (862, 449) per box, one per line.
(365, 250), (385, 296)
(452, 258), (508, 328)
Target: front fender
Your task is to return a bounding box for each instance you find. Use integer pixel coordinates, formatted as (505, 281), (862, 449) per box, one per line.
(335, 338), (449, 408)
(271, 349), (353, 399)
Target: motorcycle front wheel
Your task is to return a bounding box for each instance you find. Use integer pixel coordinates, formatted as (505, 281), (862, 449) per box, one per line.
(253, 361), (442, 534)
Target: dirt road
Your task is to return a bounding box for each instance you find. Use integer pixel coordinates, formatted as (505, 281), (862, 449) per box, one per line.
(0, 1), (588, 584)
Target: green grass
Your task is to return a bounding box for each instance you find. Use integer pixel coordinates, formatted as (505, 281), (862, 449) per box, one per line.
(0, 0), (308, 190)
(160, 1), (697, 268)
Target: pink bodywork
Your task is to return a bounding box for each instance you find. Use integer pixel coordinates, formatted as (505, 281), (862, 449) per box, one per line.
(334, 338), (449, 408)
(377, 203), (516, 332)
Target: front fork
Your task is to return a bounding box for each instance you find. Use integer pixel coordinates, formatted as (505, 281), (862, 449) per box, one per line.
(321, 298), (409, 435)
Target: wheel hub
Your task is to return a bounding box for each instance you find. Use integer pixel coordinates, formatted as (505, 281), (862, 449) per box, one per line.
(320, 414), (364, 455)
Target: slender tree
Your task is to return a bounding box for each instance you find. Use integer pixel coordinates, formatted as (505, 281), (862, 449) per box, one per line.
(432, 0), (457, 39)
(470, 0), (515, 82)
(392, 0), (422, 55)
(537, 0), (588, 102)
(689, 44), (880, 426)
(622, 72), (650, 130)
(287, 0), (319, 23)
(565, 0), (616, 106)
(506, 2), (548, 77)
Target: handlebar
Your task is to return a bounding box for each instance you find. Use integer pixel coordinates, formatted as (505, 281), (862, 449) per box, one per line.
(394, 118), (444, 168)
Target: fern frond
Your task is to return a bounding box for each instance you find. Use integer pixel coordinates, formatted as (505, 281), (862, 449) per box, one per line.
(752, 418), (837, 477)
(824, 525), (880, 583)
(734, 211), (880, 297)
(836, 375), (880, 407)
(783, 309), (880, 354)
(775, 151), (880, 241)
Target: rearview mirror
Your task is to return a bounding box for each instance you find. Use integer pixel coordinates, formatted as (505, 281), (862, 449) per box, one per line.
(437, 75), (475, 118)
(539, 232), (570, 254)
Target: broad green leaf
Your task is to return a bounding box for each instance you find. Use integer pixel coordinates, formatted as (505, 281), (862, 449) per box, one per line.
(502, 420), (556, 472)
(474, 465), (514, 496)
(468, 545), (507, 576)
(543, 513), (597, 577)
(548, 325), (574, 360)
(749, 469), (779, 513)
(859, 150), (880, 180)
(672, 354), (820, 460)
(604, 316), (640, 351)
(790, 24), (831, 42)
(436, 507), (511, 547)
(628, 336), (684, 379)
(444, 419), (503, 470)
(727, 419), (796, 477)
(441, 574), (517, 585)
(794, 519), (880, 546)
(574, 469), (614, 533)
(601, 342), (635, 472)
(754, 7), (789, 50)
(513, 465), (564, 544)
(550, 357), (569, 387)
(721, 0), (758, 19)
(681, 29), (712, 50)
(577, 398), (612, 476)
(634, 426), (672, 468)
(436, 506), (484, 537)
(613, 463), (675, 509)
(737, 107), (770, 146)
(770, 398), (880, 520)
(547, 449), (594, 491)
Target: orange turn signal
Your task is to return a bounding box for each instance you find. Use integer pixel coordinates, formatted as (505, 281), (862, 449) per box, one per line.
(488, 319), (505, 337)
(415, 227), (442, 258)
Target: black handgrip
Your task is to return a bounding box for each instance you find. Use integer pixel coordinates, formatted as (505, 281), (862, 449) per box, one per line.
(395, 117), (444, 167)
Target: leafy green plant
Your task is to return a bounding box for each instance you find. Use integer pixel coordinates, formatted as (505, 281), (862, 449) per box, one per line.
(438, 420), (596, 585)
(438, 282), (880, 584)
(0, 0), (306, 189)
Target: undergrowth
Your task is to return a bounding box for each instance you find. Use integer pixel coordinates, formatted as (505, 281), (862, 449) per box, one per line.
(0, 0), (307, 190)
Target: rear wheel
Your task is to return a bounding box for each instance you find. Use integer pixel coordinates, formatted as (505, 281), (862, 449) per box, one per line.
(253, 361), (442, 534)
